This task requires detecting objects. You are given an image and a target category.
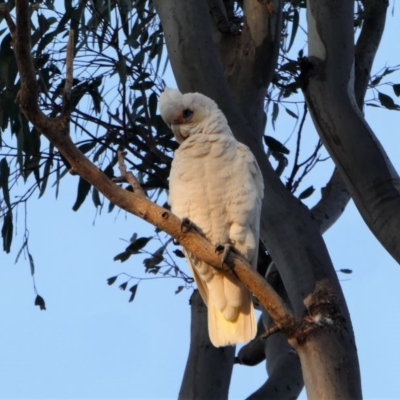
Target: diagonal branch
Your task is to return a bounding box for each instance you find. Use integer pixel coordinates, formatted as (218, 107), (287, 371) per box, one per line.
(62, 30), (74, 117)
(10, 0), (296, 335)
(311, 168), (350, 235)
(355, 0), (388, 109)
(310, 0), (387, 234)
(304, 0), (400, 264)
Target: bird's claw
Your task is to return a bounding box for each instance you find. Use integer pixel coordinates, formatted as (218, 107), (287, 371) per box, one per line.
(181, 217), (193, 233)
(181, 218), (203, 235)
(215, 243), (232, 268)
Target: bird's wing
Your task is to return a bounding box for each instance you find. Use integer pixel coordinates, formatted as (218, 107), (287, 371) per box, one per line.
(227, 142), (264, 269)
(169, 134), (263, 346)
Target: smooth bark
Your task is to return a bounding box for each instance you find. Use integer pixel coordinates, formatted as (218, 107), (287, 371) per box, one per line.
(310, 0), (387, 234)
(305, 0), (400, 265)
(311, 168), (350, 235)
(5, 0), (371, 398)
(154, 1), (362, 399)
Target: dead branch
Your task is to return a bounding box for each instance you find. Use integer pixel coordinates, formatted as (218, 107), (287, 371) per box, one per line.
(62, 30), (74, 117)
(115, 151), (146, 196)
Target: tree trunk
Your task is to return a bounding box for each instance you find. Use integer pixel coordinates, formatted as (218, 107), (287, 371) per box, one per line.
(7, 1), (368, 398)
(179, 290), (234, 400)
(154, 2), (362, 399)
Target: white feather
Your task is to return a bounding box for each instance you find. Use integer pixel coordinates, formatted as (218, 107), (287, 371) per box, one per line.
(161, 89), (264, 347)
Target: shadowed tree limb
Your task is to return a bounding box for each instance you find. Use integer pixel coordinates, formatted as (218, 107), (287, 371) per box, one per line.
(224, 0), (283, 139)
(304, 0), (400, 267)
(62, 30), (74, 118)
(178, 290), (235, 400)
(240, 264), (304, 399)
(8, 1), (362, 398)
(355, 0), (389, 108)
(310, 0), (387, 234)
(246, 314), (303, 400)
(311, 169), (350, 235)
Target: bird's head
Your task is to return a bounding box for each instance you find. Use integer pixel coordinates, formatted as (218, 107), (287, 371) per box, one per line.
(159, 88), (230, 143)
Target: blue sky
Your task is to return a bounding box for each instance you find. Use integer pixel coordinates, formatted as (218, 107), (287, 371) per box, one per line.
(1, 5), (400, 400)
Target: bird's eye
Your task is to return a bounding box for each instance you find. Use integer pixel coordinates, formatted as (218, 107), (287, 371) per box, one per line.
(182, 109), (193, 119)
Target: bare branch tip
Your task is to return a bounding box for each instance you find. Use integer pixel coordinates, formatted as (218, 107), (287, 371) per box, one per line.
(116, 151), (145, 196)
(62, 30), (75, 117)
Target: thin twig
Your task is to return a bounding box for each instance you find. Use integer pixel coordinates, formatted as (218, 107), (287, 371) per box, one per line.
(286, 103), (308, 190)
(62, 30), (75, 117)
(116, 151), (146, 196)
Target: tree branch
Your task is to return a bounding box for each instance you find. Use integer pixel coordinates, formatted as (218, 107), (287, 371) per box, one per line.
(311, 168), (350, 235)
(226, 0), (283, 138)
(62, 30), (74, 118)
(310, 0), (387, 234)
(304, 0), (400, 266)
(239, 266), (304, 399)
(247, 313), (303, 400)
(115, 151), (146, 196)
(11, 0), (295, 334)
(355, 0), (388, 109)
(0, 3), (16, 34)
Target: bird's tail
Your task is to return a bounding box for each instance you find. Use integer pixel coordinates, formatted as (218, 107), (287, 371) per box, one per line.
(206, 276), (257, 347)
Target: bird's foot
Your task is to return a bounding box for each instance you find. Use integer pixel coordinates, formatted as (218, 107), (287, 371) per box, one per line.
(180, 217), (194, 233)
(215, 243), (233, 268)
(180, 217), (203, 235)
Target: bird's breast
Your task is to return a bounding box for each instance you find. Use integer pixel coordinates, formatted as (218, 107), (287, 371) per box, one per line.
(169, 135), (237, 242)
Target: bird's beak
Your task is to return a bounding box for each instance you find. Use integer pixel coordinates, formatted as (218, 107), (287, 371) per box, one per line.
(170, 124), (187, 143)
(171, 113), (185, 126)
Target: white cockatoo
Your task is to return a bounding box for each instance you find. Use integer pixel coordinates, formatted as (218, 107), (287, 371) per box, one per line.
(159, 88), (264, 347)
